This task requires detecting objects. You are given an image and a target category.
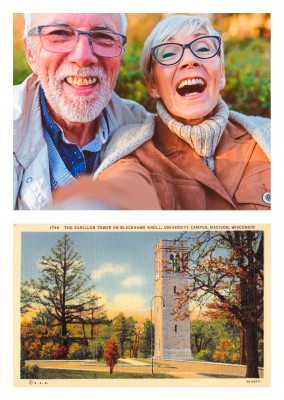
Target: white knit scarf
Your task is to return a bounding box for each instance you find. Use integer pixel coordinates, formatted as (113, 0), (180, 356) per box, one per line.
(156, 97), (229, 171)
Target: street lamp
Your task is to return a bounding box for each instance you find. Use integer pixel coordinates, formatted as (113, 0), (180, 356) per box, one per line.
(150, 295), (165, 375)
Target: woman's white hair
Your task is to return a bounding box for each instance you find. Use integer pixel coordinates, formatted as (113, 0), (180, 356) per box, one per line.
(141, 14), (224, 83)
(23, 13), (128, 37)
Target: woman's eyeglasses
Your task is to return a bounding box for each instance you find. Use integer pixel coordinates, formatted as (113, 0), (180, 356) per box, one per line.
(151, 35), (221, 66)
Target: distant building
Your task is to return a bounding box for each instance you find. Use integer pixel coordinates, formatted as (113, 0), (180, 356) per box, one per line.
(154, 239), (193, 360)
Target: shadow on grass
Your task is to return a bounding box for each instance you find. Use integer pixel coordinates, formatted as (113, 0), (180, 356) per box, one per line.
(199, 373), (243, 379)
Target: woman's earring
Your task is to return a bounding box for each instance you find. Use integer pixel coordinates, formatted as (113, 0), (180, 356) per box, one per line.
(156, 93), (160, 99)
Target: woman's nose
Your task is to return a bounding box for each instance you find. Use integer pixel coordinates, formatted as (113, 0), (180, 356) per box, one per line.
(179, 47), (202, 69)
(67, 34), (98, 67)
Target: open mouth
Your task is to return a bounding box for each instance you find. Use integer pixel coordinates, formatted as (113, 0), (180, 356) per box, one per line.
(65, 76), (98, 87)
(176, 78), (206, 96)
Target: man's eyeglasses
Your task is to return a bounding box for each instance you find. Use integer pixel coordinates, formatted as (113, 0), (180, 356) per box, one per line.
(151, 36), (222, 66)
(28, 25), (127, 58)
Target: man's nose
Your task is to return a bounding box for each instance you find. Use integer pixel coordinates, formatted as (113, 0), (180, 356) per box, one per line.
(178, 47), (202, 69)
(67, 33), (98, 67)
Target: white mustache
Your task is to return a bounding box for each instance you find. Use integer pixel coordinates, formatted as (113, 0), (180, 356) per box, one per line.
(55, 65), (106, 81)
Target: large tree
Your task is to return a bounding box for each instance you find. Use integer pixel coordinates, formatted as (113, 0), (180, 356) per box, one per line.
(25, 234), (105, 346)
(172, 230), (264, 378)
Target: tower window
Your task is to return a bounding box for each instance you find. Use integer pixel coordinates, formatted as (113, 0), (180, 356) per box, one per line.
(175, 325), (177, 333)
(174, 286), (176, 294)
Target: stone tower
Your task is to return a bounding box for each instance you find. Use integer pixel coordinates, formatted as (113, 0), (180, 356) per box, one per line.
(154, 239), (193, 360)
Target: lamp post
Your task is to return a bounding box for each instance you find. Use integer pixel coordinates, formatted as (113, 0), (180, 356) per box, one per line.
(150, 295), (165, 375)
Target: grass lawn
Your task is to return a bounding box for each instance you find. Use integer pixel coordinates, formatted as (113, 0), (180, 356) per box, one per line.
(38, 368), (177, 379)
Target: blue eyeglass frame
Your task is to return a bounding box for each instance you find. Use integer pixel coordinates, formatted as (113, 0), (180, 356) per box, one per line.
(150, 35), (222, 66)
(27, 25), (127, 57)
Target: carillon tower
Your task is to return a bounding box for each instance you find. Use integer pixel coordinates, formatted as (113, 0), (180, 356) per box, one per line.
(154, 239), (193, 360)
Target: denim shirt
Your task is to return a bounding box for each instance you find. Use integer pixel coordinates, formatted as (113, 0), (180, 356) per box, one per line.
(40, 87), (110, 181)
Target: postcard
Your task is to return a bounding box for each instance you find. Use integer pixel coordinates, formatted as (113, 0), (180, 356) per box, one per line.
(14, 223), (270, 387)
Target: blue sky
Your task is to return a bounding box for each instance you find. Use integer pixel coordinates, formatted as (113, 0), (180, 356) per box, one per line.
(21, 230), (184, 319)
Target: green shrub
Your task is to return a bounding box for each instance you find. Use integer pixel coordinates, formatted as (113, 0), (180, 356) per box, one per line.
(222, 37), (270, 117)
(194, 349), (214, 362)
(89, 341), (104, 360)
(13, 48), (31, 86)
(20, 362), (39, 379)
(67, 343), (92, 360)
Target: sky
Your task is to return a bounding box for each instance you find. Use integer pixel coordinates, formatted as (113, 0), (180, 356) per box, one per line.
(20, 230), (184, 320)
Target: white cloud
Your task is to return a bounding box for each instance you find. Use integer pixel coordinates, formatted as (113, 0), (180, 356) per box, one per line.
(121, 275), (145, 287)
(95, 291), (109, 308)
(91, 263), (125, 280)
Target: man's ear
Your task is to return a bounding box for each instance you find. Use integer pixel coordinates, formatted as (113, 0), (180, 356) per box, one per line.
(23, 37), (38, 74)
(145, 76), (158, 99)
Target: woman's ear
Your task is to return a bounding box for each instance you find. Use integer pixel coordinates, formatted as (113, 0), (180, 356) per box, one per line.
(219, 64), (226, 90)
(23, 38), (39, 74)
(145, 76), (159, 99)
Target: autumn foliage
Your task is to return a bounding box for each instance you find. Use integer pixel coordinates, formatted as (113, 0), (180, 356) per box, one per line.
(53, 345), (69, 360)
(103, 339), (120, 374)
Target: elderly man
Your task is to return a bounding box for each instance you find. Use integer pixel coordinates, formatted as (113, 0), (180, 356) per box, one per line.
(14, 13), (159, 210)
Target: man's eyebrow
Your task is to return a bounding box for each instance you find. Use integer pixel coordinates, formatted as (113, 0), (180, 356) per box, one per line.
(45, 21), (116, 32)
(46, 20), (70, 26)
(89, 24), (116, 32)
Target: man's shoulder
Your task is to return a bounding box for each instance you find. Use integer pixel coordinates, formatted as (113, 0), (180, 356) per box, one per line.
(14, 74), (40, 121)
(14, 74), (39, 98)
(14, 74), (45, 158)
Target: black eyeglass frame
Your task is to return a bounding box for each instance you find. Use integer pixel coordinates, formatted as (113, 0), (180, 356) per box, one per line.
(150, 35), (222, 66)
(27, 25), (127, 58)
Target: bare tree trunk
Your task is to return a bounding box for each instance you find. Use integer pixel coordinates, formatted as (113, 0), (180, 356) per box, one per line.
(245, 232), (259, 378)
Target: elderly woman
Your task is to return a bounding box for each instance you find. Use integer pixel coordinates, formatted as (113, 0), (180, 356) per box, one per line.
(54, 15), (270, 210)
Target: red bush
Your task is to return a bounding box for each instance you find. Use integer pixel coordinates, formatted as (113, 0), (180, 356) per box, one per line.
(53, 345), (69, 360)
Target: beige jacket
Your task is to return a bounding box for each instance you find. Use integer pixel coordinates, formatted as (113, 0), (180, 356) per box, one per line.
(91, 112), (270, 210)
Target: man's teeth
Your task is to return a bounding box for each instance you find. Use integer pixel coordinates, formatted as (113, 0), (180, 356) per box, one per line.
(66, 76), (97, 86)
(178, 78), (205, 89)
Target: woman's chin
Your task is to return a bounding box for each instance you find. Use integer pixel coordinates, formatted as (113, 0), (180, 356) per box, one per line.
(172, 108), (209, 125)
(168, 99), (217, 125)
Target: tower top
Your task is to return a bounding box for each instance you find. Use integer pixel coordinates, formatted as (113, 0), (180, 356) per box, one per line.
(155, 239), (188, 252)
(155, 239), (189, 276)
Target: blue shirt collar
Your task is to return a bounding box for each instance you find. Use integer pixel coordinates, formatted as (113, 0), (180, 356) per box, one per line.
(40, 87), (62, 146)
(39, 86), (110, 176)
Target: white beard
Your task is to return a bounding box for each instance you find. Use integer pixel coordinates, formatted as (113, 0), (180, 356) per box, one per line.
(38, 64), (117, 123)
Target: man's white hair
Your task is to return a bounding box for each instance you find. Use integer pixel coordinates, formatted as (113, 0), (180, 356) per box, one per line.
(141, 14), (224, 84)
(23, 13), (128, 37)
